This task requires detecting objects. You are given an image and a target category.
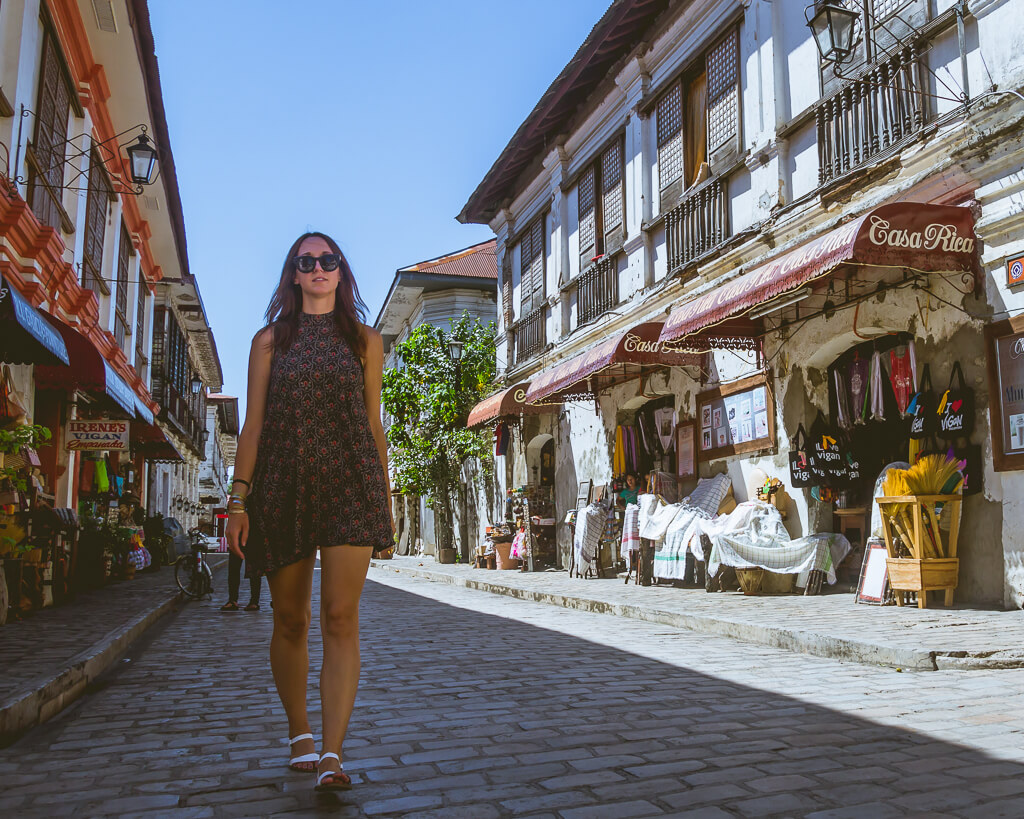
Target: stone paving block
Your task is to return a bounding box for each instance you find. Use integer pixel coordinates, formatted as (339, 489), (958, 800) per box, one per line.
(540, 770), (626, 790)
(661, 783), (750, 810)
(362, 794), (444, 816)
(746, 773), (820, 793)
(590, 776), (685, 802)
(363, 763), (438, 784)
(499, 790), (600, 815)
(566, 753), (645, 772)
(805, 802), (906, 819)
(559, 799), (664, 819)
(489, 761), (572, 784)
(732, 792), (825, 817)
(668, 809), (736, 819)
(959, 796), (1024, 818)
(892, 785), (989, 812)
(402, 805), (503, 819)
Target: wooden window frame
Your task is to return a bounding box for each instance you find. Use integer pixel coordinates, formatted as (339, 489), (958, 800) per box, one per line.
(82, 149), (113, 296)
(655, 25), (742, 212)
(518, 213), (546, 317)
(136, 269), (148, 372)
(27, 22), (77, 234)
(114, 222), (132, 350)
(576, 135), (626, 271)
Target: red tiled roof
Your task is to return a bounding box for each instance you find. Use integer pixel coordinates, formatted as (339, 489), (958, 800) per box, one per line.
(400, 239), (497, 280)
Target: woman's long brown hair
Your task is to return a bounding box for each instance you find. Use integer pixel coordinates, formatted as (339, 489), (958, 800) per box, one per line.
(264, 232), (369, 360)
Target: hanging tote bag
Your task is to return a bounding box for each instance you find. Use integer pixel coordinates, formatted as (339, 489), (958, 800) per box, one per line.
(937, 361), (974, 439)
(907, 364), (936, 439)
(808, 412), (842, 486)
(0, 365), (28, 426)
(788, 424), (813, 488)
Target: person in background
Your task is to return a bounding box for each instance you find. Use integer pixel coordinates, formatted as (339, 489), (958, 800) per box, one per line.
(220, 551), (262, 611)
(618, 471), (641, 507)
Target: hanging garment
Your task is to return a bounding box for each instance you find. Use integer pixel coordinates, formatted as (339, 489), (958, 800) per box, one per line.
(636, 413), (651, 455)
(889, 342), (917, 415)
(869, 351), (886, 422)
(847, 355), (871, 424)
(573, 503), (606, 576)
(620, 502), (641, 563)
(833, 370), (851, 431)
(93, 458), (109, 493)
(494, 423), (509, 457)
(653, 407), (676, 452)
(79, 458), (95, 493)
(613, 426), (626, 477)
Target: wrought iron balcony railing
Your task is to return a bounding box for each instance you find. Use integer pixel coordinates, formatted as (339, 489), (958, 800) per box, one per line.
(513, 307), (545, 365)
(665, 177), (729, 276)
(816, 43), (927, 186)
(577, 255), (618, 325)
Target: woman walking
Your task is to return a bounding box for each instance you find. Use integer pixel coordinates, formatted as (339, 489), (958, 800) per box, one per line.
(226, 232), (394, 792)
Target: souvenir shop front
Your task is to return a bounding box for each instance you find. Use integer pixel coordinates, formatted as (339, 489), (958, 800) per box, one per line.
(28, 315), (175, 601)
(519, 322), (703, 572)
(656, 201), (1000, 605)
(467, 381), (560, 569)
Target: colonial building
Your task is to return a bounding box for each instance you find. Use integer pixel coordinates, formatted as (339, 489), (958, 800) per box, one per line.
(0, 1), (222, 531)
(200, 392), (238, 534)
(375, 239), (497, 556)
(461, 0), (1024, 606)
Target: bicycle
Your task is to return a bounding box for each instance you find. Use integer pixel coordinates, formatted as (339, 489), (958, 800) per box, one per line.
(175, 526), (214, 600)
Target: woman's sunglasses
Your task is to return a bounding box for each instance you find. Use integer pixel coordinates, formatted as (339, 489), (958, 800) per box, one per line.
(293, 253), (342, 274)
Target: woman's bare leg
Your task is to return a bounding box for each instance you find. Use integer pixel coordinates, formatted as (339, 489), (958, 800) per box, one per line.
(317, 545), (372, 778)
(266, 555), (317, 764)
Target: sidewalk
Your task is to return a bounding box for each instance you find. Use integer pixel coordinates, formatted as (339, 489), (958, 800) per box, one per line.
(369, 556), (1024, 672)
(0, 555), (227, 746)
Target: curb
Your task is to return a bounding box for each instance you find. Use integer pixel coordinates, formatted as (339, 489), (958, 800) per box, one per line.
(370, 561), (942, 671)
(0, 555), (228, 747)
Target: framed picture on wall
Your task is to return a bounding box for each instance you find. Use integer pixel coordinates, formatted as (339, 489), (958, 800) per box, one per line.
(675, 421), (697, 479)
(696, 371), (776, 461)
(985, 317), (1024, 472)
(576, 480), (593, 509)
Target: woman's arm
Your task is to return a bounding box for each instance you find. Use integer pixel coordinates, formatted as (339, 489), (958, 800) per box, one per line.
(361, 327), (393, 528)
(225, 327), (274, 557)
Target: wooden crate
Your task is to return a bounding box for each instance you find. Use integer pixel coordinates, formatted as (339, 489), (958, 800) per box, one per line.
(877, 494), (962, 609)
(736, 568), (796, 596)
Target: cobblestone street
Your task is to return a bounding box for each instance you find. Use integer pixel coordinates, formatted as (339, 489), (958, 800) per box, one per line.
(3, 565), (1024, 818)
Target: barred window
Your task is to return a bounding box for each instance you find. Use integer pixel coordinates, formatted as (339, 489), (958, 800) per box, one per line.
(576, 135), (626, 270)
(136, 267), (148, 375)
(601, 139), (624, 248)
(519, 216), (545, 315)
(27, 27), (72, 233)
(707, 30), (739, 151)
(656, 83), (683, 191)
(656, 25), (741, 203)
(82, 151), (112, 296)
(578, 166), (596, 266)
(114, 223), (131, 350)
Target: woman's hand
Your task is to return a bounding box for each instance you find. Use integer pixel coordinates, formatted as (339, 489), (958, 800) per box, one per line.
(226, 512), (248, 560)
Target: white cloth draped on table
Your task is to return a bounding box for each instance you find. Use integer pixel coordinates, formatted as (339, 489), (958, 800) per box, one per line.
(692, 501), (850, 583)
(638, 493), (681, 541)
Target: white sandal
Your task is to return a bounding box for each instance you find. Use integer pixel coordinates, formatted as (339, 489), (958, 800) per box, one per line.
(286, 733), (318, 772)
(315, 752), (352, 792)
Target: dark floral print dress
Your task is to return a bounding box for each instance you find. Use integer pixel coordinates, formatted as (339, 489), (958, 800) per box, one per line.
(244, 311), (392, 576)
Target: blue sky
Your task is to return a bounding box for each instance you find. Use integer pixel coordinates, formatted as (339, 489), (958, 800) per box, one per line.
(148, 0), (610, 419)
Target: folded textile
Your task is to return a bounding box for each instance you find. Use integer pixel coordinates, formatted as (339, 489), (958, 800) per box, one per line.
(687, 474), (731, 518)
(619, 503), (640, 562)
(574, 502), (607, 576)
(637, 494), (684, 542)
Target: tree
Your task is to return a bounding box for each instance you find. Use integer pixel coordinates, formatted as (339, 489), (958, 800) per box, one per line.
(381, 312), (496, 555)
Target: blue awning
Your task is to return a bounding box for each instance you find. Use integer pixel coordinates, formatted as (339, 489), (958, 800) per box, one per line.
(102, 360), (137, 417)
(134, 393), (155, 425)
(0, 278), (70, 366)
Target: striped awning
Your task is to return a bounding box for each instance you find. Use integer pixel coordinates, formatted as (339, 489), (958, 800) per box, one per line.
(467, 381), (558, 427)
(524, 322), (701, 406)
(660, 203), (976, 344)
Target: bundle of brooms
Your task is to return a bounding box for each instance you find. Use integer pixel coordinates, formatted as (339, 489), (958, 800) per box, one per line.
(880, 455), (963, 559)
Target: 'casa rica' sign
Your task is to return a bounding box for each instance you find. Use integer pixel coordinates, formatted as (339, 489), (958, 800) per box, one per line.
(66, 419), (129, 451)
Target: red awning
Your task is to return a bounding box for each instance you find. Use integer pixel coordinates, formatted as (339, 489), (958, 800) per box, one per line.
(130, 421), (185, 463)
(35, 314), (139, 417)
(525, 322), (701, 405)
(467, 381), (558, 427)
(660, 203), (976, 344)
